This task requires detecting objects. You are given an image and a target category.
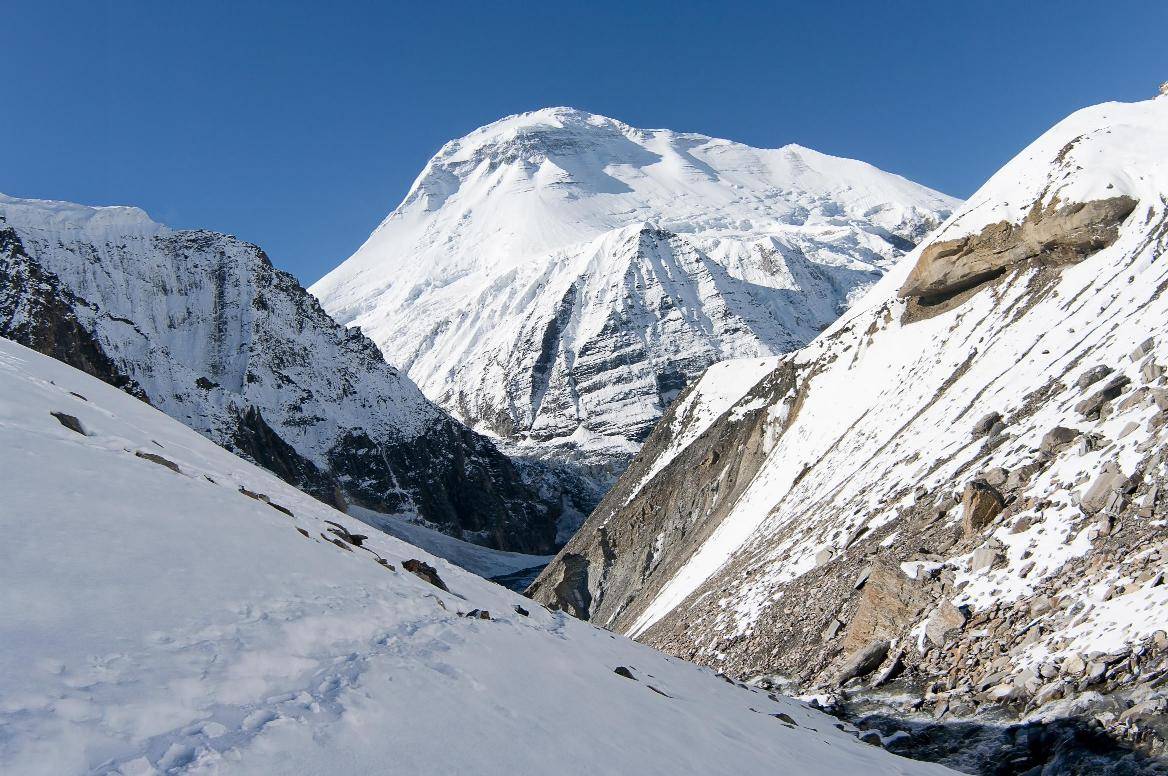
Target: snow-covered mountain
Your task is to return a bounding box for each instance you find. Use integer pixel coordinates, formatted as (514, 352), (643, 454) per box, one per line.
(0, 337), (954, 775)
(531, 96), (1168, 769)
(311, 107), (957, 469)
(0, 194), (568, 553)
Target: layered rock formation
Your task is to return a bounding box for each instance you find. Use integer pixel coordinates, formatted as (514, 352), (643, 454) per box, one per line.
(0, 194), (563, 552)
(531, 96), (1168, 770)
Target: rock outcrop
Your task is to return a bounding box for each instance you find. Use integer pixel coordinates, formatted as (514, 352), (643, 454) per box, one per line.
(899, 196), (1137, 304)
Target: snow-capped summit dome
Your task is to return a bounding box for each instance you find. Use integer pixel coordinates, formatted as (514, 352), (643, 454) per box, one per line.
(311, 110), (958, 469)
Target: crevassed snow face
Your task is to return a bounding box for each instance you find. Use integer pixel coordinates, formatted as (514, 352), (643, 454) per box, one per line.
(310, 108), (958, 463)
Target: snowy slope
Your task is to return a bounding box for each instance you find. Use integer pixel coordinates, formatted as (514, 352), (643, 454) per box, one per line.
(0, 194), (563, 552)
(531, 96), (1168, 759)
(312, 107), (957, 466)
(0, 337), (950, 776)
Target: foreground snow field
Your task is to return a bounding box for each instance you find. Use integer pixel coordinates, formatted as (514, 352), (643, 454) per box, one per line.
(0, 338), (950, 775)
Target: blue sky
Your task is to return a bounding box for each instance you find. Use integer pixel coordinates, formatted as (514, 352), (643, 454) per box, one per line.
(5, 1), (1166, 284)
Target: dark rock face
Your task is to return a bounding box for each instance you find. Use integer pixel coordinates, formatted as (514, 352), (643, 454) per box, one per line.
(0, 203), (561, 553)
(229, 405), (341, 509)
(0, 227), (147, 400)
(899, 196), (1137, 304)
(328, 425), (556, 553)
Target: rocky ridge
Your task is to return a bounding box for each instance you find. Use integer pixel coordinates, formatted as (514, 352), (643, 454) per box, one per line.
(530, 96), (1168, 771)
(0, 193), (570, 553)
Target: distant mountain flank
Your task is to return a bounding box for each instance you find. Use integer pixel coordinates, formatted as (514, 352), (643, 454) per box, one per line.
(311, 107), (957, 474)
(0, 193), (571, 553)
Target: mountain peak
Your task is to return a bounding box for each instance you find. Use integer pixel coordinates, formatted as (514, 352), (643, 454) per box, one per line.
(312, 110), (957, 472)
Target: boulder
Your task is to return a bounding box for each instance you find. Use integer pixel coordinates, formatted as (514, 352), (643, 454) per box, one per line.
(970, 542), (1004, 572)
(614, 666), (636, 680)
(1080, 462), (1128, 515)
(982, 682), (1022, 703)
(1130, 337), (1155, 362)
(1061, 654), (1086, 677)
(134, 450), (181, 474)
(1075, 365), (1113, 391)
(1076, 375), (1132, 419)
(402, 559), (449, 592)
(972, 412), (1002, 438)
(925, 601), (968, 647)
(836, 641), (891, 685)
(843, 561), (935, 652)
(1034, 681), (1066, 705)
(962, 480), (1005, 536)
(1120, 697), (1166, 723)
(983, 467), (1009, 488)
(1040, 426), (1080, 454)
(1084, 661), (1107, 685)
(871, 650), (905, 687)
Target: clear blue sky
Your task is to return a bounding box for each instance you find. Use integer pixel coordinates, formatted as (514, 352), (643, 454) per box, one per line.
(5, 1), (1165, 284)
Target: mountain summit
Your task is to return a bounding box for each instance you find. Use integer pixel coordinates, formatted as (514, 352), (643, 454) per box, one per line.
(311, 108), (957, 472)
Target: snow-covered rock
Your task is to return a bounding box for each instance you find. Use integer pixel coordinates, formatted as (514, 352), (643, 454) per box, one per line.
(311, 107), (957, 469)
(531, 97), (1168, 765)
(0, 337), (953, 776)
(0, 194), (567, 553)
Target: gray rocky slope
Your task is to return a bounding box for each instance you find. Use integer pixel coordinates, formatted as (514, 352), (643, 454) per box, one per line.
(0, 193), (575, 553)
(530, 95), (1168, 770)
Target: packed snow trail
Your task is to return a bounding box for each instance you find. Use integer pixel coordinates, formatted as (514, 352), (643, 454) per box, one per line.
(0, 339), (949, 775)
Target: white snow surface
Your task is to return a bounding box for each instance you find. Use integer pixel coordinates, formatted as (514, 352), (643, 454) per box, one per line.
(0, 338), (951, 776)
(311, 107), (956, 463)
(624, 96), (1168, 651)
